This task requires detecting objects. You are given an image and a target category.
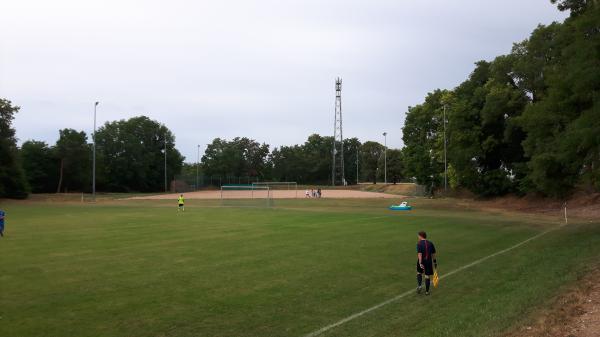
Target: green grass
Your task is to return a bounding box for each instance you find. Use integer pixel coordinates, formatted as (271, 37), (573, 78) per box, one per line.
(0, 198), (598, 337)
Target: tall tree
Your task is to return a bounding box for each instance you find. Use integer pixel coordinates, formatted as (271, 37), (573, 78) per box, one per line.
(270, 145), (307, 183)
(95, 116), (184, 192)
(381, 149), (405, 184)
(402, 91), (445, 192)
(360, 141), (384, 184)
(0, 99), (29, 198)
(303, 134), (333, 184)
(448, 58), (528, 196)
(519, 5), (600, 195)
(202, 137), (270, 180)
(343, 138), (361, 184)
(269, 134), (333, 184)
(511, 23), (563, 103)
(55, 129), (90, 193)
(551, 0), (592, 15)
(21, 140), (58, 193)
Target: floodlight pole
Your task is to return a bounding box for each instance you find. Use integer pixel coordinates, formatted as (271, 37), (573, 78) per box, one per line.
(196, 144), (200, 190)
(356, 147), (359, 185)
(443, 104), (447, 192)
(93, 101), (99, 201)
(164, 133), (167, 192)
(383, 132), (387, 185)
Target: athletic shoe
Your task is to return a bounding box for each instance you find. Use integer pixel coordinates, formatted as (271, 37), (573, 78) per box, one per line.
(416, 286), (422, 294)
(425, 291), (430, 296)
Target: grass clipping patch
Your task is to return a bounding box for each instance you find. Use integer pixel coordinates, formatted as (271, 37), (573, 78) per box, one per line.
(504, 266), (600, 337)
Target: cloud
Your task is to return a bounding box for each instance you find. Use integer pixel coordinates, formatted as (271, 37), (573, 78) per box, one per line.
(0, 0), (567, 161)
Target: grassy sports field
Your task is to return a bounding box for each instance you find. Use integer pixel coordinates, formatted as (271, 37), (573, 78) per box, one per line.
(0, 197), (599, 337)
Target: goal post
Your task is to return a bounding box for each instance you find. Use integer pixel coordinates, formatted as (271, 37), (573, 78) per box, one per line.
(220, 185), (272, 207)
(251, 182), (298, 198)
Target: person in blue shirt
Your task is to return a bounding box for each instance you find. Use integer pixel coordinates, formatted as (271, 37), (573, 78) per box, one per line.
(0, 210), (5, 237)
(416, 231), (437, 295)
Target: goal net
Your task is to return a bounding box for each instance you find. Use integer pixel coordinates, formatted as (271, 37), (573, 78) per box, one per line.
(252, 182), (298, 198)
(220, 185), (272, 207)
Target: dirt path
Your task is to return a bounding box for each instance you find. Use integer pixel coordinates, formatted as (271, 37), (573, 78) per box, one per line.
(476, 192), (600, 220)
(127, 189), (402, 200)
(504, 267), (600, 337)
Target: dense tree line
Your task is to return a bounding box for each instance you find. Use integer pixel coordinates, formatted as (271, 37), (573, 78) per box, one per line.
(0, 106), (185, 197)
(402, 1), (599, 197)
(19, 132), (90, 193)
(2, 97), (397, 198)
(0, 99), (29, 198)
(199, 134), (403, 185)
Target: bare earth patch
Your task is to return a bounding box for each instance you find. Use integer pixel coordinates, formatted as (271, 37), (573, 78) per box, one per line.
(504, 266), (600, 337)
(479, 192), (600, 219)
(127, 189), (402, 200)
(440, 192), (600, 222)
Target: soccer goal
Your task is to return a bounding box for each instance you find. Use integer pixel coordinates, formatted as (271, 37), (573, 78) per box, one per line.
(252, 182), (298, 198)
(220, 185), (272, 207)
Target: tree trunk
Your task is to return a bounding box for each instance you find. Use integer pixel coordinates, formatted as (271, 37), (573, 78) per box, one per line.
(56, 158), (64, 193)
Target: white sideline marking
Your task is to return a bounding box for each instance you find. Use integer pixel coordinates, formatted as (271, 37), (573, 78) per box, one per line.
(303, 225), (564, 337)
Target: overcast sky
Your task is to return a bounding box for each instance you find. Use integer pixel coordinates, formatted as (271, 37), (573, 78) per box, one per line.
(1, 0), (567, 162)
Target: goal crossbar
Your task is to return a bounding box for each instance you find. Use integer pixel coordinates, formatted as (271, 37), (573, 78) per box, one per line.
(251, 181), (298, 198)
(220, 185), (272, 207)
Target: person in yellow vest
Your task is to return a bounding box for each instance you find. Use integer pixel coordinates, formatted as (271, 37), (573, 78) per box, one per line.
(178, 194), (185, 212)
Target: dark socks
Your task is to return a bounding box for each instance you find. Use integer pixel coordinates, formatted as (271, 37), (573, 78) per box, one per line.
(425, 278), (431, 292)
(417, 274), (422, 287)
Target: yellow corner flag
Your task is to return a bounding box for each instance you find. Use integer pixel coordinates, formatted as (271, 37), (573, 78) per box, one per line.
(432, 268), (439, 288)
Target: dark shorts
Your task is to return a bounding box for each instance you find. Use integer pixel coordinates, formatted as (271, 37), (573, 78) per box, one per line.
(417, 260), (434, 276)
(178, 203), (184, 207)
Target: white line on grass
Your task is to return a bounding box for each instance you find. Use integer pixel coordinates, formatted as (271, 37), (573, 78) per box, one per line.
(303, 224), (566, 337)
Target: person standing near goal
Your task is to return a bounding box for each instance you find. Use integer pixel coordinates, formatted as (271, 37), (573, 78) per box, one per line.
(177, 194), (185, 212)
(416, 231), (437, 295)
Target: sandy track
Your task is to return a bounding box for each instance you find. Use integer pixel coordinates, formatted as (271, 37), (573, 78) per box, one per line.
(128, 189), (402, 200)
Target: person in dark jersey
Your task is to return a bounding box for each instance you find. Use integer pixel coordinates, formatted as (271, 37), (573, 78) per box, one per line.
(0, 209), (5, 237)
(416, 231), (437, 295)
